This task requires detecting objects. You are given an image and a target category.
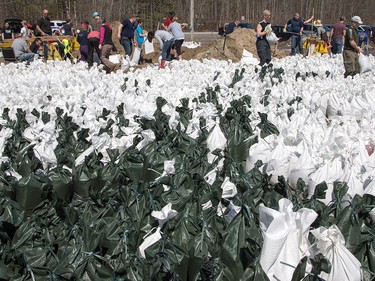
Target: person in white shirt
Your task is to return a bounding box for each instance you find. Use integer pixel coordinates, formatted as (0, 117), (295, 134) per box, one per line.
(147, 30), (175, 69)
(20, 21), (29, 37)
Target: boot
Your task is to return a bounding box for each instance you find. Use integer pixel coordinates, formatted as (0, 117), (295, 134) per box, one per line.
(159, 59), (166, 69)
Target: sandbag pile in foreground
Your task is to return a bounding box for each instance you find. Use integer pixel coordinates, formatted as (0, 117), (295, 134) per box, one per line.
(0, 55), (374, 281)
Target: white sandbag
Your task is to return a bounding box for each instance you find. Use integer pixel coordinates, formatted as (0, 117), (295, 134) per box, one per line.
(369, 208), (375, 222)
(308, 44), (316, 56)
(144, 39), (155, 54)
(308, 157), (344, 205)
(289, 145), (317, 188)
(259, 198), (318, 281)
(241, 49), (259, 65)
(359, 53), (371, 73)
(131, 47), (142, 64)
(206, 121), (227, 163)
(109, 54), (121, 64)
(265, 140), (292, 184)
(220, 177), (237, 199)
(138, 227), (162, 259)
(245, 135), (275, 173)
(138, 203), (177, 258)
(264, 24), (279, 45)
(311, 225), (362, 281)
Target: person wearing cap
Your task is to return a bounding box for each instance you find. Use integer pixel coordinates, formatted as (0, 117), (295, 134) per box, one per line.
(92, 11), (104, 31)
(256, 10), (272, 65)
(314, 19), (330, 50)
(343, 16), (363, 78)
(11, 33), (38, 64)
(330, 16), (346, 54)
(117, 15), (137, 56)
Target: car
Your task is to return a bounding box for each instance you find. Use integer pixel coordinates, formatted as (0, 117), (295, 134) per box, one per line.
(50, 20), (66, 34)
(358, 25), (372, 39)
(302, 24), (332, 36)
(4, 18), (22, 34)
(238, 23), (256, 29)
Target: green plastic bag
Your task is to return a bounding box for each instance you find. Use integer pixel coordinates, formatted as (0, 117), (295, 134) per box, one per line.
(15, 171), (49, 215)
(48, 166), (73, 201)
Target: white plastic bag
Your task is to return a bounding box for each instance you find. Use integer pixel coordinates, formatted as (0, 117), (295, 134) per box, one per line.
(206, 121), (227, 163)
(259, 198), (318, 281)
(311, 225), (362, 281)
(131, 47), (142, 64)
(266, 32), (279, 45)
(109, 54), (121, 64)
(359, 53), (371, 73)
(144, 39), (155, 54)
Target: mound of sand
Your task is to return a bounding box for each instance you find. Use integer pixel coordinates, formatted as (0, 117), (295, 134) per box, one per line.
(110, 22), (288, 63)
(194, 28), (288, 61)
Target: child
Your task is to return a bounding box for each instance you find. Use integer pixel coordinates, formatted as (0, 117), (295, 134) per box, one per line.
(135, 19), (147, 64)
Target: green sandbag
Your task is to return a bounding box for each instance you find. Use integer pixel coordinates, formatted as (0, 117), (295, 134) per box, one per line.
(48, 166), (73, 201)
(118, 148), (145, 182)
(73, 155), (105, 200)
(0, 167), (16, 200)
(256, 112), (279, 139)
(140, 142), (173, 182)
(15, 172), (49, 215)
(221, 205), (262, 280)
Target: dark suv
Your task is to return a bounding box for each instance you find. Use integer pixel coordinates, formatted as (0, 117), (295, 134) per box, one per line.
(4, 18), (22, 34)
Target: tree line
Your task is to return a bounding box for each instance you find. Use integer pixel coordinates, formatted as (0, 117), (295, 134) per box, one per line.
(1, 0), (374, 32)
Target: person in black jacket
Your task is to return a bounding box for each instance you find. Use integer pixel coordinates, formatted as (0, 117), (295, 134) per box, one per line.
(256, 10), (272, 65)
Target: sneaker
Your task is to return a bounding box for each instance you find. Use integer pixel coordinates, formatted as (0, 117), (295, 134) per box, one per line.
(34, 54), (39, 61)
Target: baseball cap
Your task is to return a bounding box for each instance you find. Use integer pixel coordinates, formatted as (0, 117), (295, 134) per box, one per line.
(351, 16), (363, 24)
(92, 11), (100, 18)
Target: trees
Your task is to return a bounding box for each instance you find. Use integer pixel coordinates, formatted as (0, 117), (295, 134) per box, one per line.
(0, 0), (373, 31)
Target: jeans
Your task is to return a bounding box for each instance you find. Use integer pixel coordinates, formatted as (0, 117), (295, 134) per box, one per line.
(332, 38), (343, 54)
(121, 37), (133, 56)
(161, 39), (174, 60)
(291, 34), (303, 56)
(17, 52), (35, 64)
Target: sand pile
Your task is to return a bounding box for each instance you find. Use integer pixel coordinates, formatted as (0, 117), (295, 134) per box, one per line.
(194, 28), (288, 61)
